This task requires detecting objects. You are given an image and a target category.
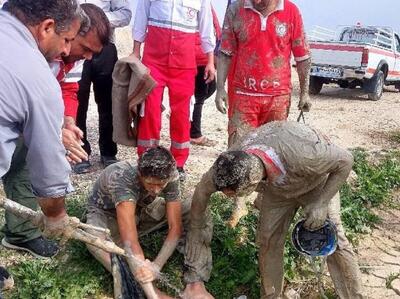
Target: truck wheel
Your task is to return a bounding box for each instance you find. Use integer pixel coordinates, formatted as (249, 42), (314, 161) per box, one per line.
(368, 71), (384, 101)
(309, 77), (323, 95)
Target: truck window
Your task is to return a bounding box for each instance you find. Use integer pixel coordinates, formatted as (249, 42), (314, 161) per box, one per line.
(340, 27), (392, 50)
(395, 34), (400, 53)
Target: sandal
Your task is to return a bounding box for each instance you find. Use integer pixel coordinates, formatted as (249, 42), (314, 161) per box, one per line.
(190, 136), (216, 147)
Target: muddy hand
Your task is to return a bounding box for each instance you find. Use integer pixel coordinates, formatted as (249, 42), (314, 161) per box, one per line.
(298, 94), (312, 112)
(36, 213), (81, 239)
(215, 88), (228, 114)
(135, 259), (158, 284)
(185, 227), (212, 263)
(304, 205), (328, 231)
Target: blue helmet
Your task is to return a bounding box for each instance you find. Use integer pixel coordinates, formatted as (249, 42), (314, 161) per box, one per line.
(291, 219), (338, 257)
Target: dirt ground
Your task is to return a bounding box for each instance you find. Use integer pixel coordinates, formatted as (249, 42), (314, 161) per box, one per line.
(1, 28), (399, 298)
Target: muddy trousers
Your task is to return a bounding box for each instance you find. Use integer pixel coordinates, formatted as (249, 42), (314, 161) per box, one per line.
(257, 192), (364, 299)
(1, 139), (41, 243)
(137, 62), (196, 167)
(227, 93), (290, 146)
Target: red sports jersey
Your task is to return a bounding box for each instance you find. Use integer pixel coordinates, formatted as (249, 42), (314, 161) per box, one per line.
(221, 0), (310, 96)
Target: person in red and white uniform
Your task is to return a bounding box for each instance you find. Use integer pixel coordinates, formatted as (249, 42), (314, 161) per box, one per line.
(50, 3), (112, 164)
(132, 0), (216, 180)
(216, 0), (312, 146)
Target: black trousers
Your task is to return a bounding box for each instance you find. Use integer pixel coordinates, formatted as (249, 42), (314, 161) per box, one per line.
(76, 43), (118, 157)
(190, 65), (217, 139)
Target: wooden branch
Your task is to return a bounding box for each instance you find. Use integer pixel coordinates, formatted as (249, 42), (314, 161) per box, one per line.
(0, 196), (160, 299)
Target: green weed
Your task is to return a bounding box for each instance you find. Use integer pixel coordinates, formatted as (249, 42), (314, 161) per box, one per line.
(3, 149), (400, 298)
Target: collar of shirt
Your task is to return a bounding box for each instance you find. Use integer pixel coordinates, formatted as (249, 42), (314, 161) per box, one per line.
(0, 10), (39, 51)
(243, 0), (284, 16)
(243, 0), (285, 31)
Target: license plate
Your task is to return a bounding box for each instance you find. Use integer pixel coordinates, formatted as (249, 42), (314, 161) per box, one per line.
(311, 66), (343, 78)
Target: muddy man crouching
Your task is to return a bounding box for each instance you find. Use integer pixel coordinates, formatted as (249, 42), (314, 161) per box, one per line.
(183, 121), (364, 299)
(85, 146), (195, 298)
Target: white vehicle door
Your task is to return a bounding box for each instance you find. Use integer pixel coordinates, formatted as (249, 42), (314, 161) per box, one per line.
(393, 34), (400, 81)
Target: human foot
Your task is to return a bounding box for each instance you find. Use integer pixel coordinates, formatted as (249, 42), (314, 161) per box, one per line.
(181, 282), (214, 299)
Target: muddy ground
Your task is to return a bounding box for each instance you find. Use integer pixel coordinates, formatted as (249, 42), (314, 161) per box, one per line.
(1, 28), (400, 298)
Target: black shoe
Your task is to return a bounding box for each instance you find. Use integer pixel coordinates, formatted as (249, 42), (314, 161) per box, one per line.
(73, 160), (91, 174)
(0, 266), (14, 291)
(2, 236), (59, 259)
(177, 167), (186, 182)
(101, 156), (119, 167)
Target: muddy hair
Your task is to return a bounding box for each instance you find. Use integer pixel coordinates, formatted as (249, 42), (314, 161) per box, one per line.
(80, 3), (111, 45)
(213, 151), (252, 192)
(138, 147), (176, 180)
(5, 0), (85, 34)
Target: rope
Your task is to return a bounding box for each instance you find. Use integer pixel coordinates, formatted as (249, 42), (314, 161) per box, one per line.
(308, 256), (328, 299)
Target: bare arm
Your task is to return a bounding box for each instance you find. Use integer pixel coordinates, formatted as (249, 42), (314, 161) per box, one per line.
(116, 201), (144, 258)
(204, 52), (216, 83)
(296, 58), (312, 112)
(153, 201), (183, 270)
(132, 40), (142, 59)
(215, 53), (232, 114)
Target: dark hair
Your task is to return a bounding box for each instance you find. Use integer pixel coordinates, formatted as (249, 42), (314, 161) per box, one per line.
(80, 3), (110, 45)
(213, 151), (252, 191)
(6, 0), (85, 33)
(138, 147), (176, 180)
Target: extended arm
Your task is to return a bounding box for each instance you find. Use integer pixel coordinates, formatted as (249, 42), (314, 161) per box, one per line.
(185, 169), (216, 263)
(296, 58), (312, 112)
(304, 147), (354, 230)
(215, 53), (232, 114)
(153, 201), (183, 270)
(116, 201), (144, 258)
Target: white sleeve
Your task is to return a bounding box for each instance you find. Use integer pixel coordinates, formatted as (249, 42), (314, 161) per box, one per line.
(133, 0), (151, 42)
(198, 0), (215, 54)
(107, 0), (132, 28)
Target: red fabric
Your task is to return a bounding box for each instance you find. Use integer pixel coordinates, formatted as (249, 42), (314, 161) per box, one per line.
(245, 148), (283, 181)
(228, 93), (290, 136)
(143, 26), (197, 69)
(61, 81), (79, 118)
(56, 62), (79, 119)
(137, 63), (196, 167)
(221, 0), (310, 96)
(195, 6), (222, 66)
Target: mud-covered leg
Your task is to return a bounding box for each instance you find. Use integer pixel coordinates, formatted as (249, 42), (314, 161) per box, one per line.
(258, 194), (297, 299)
(326, 193), (364, 298)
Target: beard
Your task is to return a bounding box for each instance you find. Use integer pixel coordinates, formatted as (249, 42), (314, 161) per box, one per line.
(252, 0), (270, 12)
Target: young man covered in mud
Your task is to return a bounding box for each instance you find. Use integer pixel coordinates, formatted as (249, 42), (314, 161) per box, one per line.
(85, 147), (196, 298)
(215, 0), (312, 146)
(183, 121), (364, 299)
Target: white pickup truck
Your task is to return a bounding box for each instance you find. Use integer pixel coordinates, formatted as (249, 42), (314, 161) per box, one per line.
(308, 25), (400, 100)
